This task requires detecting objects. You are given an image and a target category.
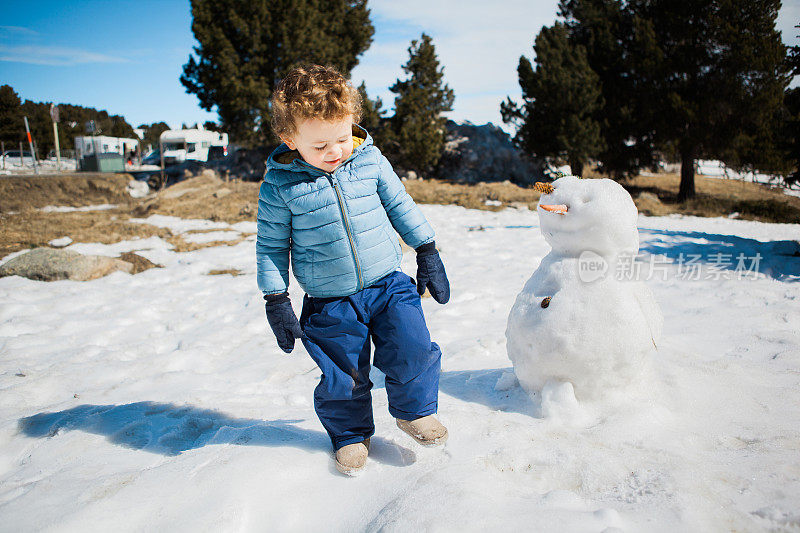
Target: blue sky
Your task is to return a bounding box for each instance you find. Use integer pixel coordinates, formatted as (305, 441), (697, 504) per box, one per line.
(1, 0), (799, 131)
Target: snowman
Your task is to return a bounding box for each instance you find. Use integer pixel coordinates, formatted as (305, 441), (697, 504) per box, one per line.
(505, 176), (663, 405)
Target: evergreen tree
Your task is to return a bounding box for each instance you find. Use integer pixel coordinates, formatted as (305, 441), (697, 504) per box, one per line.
(629, 0), (789, 201)
(389, 33), (455, 175)
(138, 122), (171, 151)
(356, 81), (393, 151)
(557, 0), (789, 200)
(0, 85), (137, 158)
(181, 0), (374, 146)
(558, 0), (657, 178)
(15, 101), (134, 159)
(357, 82), (383, 133)
(781, 25), (800, 187)
(501, 23), (603, 177)
(19, 100), (52, 159)
(0, 85), (23, 148)
(60, 105), (135, 150)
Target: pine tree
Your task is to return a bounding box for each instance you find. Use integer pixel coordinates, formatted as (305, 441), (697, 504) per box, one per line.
(0, 85), (23, 148)
(181, 0), (374, 146)
(558, 0), (789, 200)
(629, 0), (789, 201)
(138, 122), (171, 151)
(501, 23), (603, 177)
(389, 33), (455, 175)
(558, 0), (657, 178)
(782, 25), (800, 187)
(356, 81), (392, 152)
(357, 82), (384, 133)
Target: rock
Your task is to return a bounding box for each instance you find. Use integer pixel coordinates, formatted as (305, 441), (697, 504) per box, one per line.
(0, 248), (133, 281)
(435, 120), (542, 185)
(213, 188), (232, 198)
(636, 191), (661, 203)
(127, 180), (150, 199)
(634, 191), (667, 216)
(404, 170), (419, 180)
(118, 252), (161, 274)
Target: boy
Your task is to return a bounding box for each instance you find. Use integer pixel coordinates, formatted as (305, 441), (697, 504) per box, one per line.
(256, 65), (450, 475)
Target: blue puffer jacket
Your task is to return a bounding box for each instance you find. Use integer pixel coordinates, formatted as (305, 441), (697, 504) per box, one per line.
(256, 125), (434, 298)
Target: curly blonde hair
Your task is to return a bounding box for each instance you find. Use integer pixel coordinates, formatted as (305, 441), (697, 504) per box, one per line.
(271, 64), (362, 138)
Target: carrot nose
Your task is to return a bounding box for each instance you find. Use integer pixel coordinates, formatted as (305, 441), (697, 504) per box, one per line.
(539, 204), (568, 215)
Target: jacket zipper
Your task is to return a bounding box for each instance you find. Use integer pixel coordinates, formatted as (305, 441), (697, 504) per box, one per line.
(293, 159), (364, 292)
(326, 174), (364, 292)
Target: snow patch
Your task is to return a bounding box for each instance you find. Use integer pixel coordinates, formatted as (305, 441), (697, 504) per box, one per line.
(48, 236), (73, 247)
(40, 204), (118, 213)
(183, 231), (241, 244)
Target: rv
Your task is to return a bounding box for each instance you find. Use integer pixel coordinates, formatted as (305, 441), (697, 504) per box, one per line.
(159, 127), (229, 165)
(74, 136), (139, 171)
(74, 136), (139, 158)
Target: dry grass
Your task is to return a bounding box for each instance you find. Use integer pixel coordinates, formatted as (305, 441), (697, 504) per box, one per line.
(1, 169), (797, 259)
(207, 268), (243, 276)
(0, 209), (173, 258)
(404, 179), (542, 211)
(618, 173), (800, 223)
(132, 171), (257, 223)
(0, 173), (136, 213)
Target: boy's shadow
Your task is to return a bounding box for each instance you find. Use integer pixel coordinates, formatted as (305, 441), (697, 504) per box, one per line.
(18, 401), (416, 467)
(18, 402), (326, 456)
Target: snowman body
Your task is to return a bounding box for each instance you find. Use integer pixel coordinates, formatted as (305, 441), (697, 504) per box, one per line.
(506, 176), (663, 401)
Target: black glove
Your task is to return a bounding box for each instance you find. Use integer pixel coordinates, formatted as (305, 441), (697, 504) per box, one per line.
(415, 241), (450, 304)
(264, 292), (303, 353)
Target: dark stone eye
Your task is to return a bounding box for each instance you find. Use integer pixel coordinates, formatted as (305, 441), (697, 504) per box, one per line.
(541, 296), (551, 308)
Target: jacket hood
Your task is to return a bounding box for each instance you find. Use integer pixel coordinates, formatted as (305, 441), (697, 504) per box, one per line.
(265, 124), (372, 183)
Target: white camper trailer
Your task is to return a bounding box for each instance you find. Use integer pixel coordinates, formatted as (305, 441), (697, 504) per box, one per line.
(159, 127), (229, 165)
(74, 135), (139, 171)
(74, 136), (139, 158)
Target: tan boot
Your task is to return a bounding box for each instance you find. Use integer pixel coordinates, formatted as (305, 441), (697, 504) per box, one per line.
(334, 438), (370, 476)
(396, 415), (448, 446)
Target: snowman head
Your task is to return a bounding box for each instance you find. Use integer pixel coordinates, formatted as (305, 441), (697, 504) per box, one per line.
(537, 176), (639, 257)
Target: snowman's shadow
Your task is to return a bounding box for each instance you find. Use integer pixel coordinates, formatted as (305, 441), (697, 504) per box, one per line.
(438, 368), (541, 418)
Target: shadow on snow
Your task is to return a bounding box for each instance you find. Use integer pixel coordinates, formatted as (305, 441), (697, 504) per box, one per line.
(18, 401), (421, 467)
(438, 367), (540, 418)
(18, 402), (329, 456)
(638, 228), (799, 282)
(369, 366), (538, 418)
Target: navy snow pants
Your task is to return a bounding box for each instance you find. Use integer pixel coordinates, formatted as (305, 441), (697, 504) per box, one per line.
(299, 271), (442, 450)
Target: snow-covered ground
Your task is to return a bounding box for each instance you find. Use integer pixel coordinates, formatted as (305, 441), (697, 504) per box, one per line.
(1, 205), (799, 531)
(0, 158), (78, 175)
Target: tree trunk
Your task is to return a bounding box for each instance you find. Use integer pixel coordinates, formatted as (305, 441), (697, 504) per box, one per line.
(678, 147), (696, 202)
(569, 158), (584, 178)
